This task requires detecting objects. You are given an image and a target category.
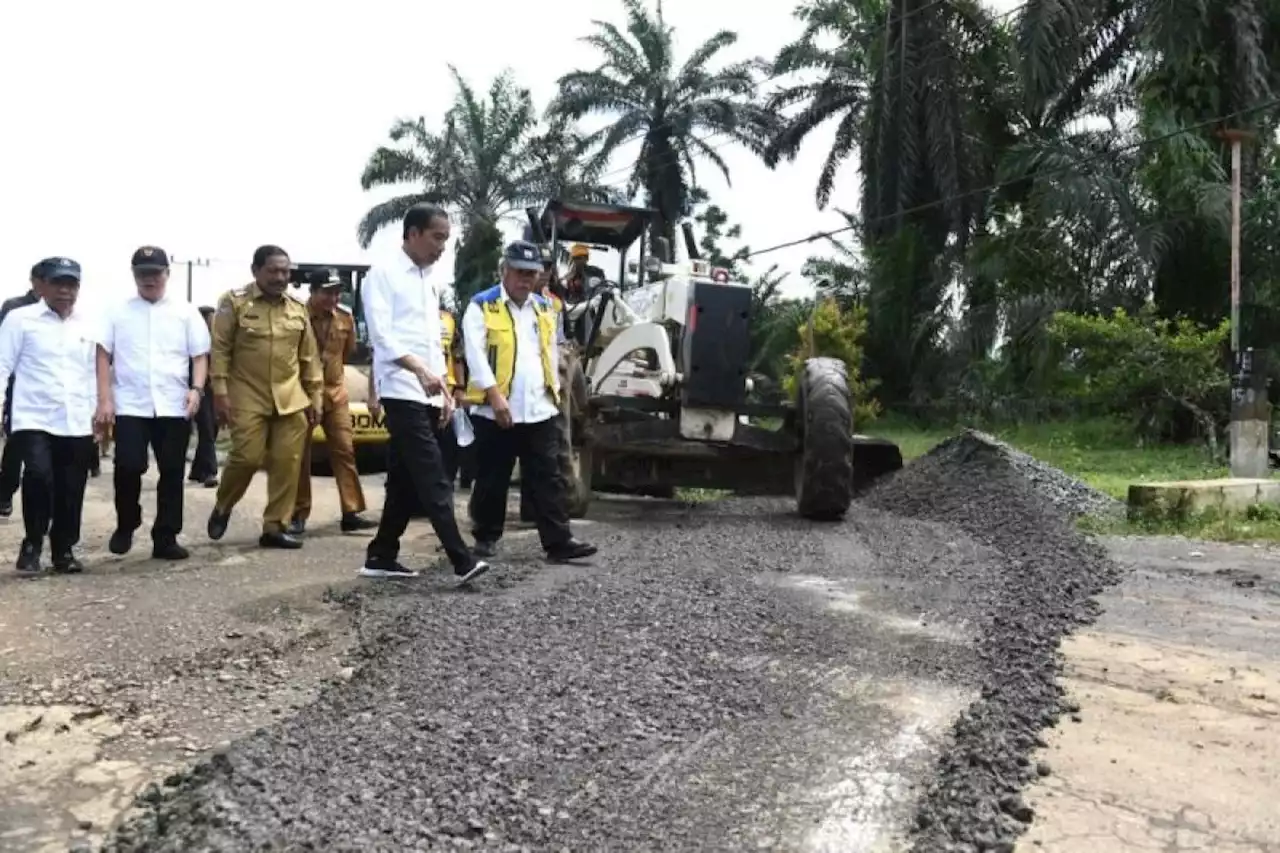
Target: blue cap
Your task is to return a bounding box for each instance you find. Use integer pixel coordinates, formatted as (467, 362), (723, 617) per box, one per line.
(44, 257), (82, 281)
(503, 240), (543, 272)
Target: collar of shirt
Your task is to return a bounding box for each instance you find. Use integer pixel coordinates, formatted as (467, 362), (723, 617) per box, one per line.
(38, 300), (84, 321)
(399, 249), (432, 277)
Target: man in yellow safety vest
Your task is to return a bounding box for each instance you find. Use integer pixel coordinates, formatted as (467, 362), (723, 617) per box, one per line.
(462, 241), (595, 563)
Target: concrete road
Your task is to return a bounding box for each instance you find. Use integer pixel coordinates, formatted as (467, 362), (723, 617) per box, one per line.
(1022, 536), (1280, 852)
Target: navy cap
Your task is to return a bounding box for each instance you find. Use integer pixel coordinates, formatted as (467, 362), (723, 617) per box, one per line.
(44, 257), (82, 281)
(131, 246), (169, 271)
(504, 240), (543, 272)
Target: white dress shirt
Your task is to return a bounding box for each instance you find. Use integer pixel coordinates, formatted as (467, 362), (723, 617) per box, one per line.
(363, 250), (445, 406)
(99, 294), (211, 418)
(463, 288), (560, 425)
(0, 301), (97, 437)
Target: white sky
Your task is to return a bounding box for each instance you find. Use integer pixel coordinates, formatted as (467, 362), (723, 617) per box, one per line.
(0, 0), (1018, 312)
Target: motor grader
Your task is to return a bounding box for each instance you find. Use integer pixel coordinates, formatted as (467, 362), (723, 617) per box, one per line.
(288, 264), (388, 475)
(525, 199), (904, 520)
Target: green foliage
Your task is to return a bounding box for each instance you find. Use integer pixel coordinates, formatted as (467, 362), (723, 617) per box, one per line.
(1045, 307), (1229, 443)
(451, 220), (503, 305)
(783, 298), (880, 425)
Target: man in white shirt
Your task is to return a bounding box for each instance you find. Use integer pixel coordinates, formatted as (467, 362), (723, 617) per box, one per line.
(462, 241), (597, 563)
(361, 203), (488, 585)
(94, 247), (211, 561)
(0, 258), (98, 575)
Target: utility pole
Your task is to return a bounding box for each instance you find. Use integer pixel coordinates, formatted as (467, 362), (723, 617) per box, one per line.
(1217, 128), (1267, 478)
(171, 257), (211, 303)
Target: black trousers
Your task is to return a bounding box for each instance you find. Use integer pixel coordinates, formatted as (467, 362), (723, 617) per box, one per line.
(0, 382), (21, 501)
(438, 416), (459, 485)
(368, 400), (472, 570)
(188, 390), (219, 481)
(458, 441), (476, 487)
(15, 431), (94, 555)
(114, 415), (192, 544)
(469, 415), (571, 551)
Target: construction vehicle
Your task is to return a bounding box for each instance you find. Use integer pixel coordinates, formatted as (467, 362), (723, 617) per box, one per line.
(288, 264), (388, 474)
(525, 199), (904, 520)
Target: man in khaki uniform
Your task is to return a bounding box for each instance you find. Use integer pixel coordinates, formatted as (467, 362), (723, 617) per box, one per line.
(206, 245), (323, 549)
(288, 270), (377, 535)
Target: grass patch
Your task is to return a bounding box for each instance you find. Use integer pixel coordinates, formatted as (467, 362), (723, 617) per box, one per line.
(868, 414), (1280, 542)
(675, 487), (729, 504)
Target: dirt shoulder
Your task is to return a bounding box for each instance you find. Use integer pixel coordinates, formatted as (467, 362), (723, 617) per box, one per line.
(0, 467), (412, 853)
(1021, 535), (1280, 852)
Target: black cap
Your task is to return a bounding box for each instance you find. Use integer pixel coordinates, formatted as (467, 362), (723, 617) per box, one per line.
(131, 246), (170, 271)
(30, 260), (48, 279)
(308, 268), (343, 289)
(44, 257), (82, 281)
(504, 240), (543, 272)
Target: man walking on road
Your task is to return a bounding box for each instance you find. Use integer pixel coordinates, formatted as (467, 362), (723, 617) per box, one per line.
(94, 246), (211, 560)
(361, 204), (488, 584)
(0, 258), (97, 574)
(206, 245), (323, 550)
(287, 269), (377, 536)
(0, 260), (47, 518)
(187, 305), (219, 487)
(463, 241), (596, 563)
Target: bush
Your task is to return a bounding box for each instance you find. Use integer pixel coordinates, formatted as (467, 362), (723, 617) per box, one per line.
(1045, 306), (1229, 451)
(783, 297), (881, 425)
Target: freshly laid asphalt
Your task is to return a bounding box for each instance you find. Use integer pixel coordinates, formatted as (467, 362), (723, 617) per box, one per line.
(105, 433), (1122, 852)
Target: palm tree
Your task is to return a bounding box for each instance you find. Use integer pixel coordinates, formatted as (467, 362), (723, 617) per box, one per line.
(356, 66), (539, 249)
(549, 0), (777, 249)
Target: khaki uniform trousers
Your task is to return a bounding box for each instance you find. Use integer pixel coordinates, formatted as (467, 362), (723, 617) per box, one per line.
(215, 409), (310, 534)
(294, 403), (366, 521)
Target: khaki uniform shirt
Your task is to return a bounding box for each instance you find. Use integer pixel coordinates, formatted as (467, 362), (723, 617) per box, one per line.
(309, 300), (357, 410)
(210, 283), (323, 416)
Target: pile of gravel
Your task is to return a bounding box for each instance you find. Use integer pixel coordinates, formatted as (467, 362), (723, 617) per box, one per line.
(912, 429), (1124, 519)
(863, 429), (1124, 851)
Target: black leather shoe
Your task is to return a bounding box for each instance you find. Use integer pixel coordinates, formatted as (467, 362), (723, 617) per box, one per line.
(152, 541), (190, 561)
(472, 540), (498, 558)
(15, 541), (40, 574)
(108, 528), (134, 555)
(340, 513), (378, 533)
(286, 518), (306, 536)
(203, 476), (218, 488)
(0, 498), (12, 518)
(207, 508), (231, 540)
(259, 531), (303, 549)
(546, 539), (598, 563)
(52, 553), (84, 573)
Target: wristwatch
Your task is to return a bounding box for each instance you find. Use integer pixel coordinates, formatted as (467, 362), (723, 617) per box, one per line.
(190, 386), (204, 398)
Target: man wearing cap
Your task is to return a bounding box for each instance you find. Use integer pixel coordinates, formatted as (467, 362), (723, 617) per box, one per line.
(562, 243), (605, 303)
(93, 247), (211, 561)
(0, 260), (48, 517)
(206, 245), (323, 550)
(0, 258), (97, 574)
(287, 269), (376, 536)
(463, 240), (597, 563)
(361, 204), (487, 584)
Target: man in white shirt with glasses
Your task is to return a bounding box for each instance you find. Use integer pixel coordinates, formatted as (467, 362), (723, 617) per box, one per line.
(0, 258), (98, 575)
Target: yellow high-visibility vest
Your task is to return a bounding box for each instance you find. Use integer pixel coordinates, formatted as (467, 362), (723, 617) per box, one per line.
(440, 309), (461, 390)
(463, 284), (558, 405)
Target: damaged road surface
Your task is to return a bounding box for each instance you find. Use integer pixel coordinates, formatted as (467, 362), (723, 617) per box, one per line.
(106, 433), (1121, 852)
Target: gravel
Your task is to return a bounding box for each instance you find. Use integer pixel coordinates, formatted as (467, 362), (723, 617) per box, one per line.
(919, 429), (1124, 519)
(862, 429), (1123, 851)
(105, 431), (1123, 853)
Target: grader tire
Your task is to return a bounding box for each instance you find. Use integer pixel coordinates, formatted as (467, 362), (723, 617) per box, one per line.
(559, 346), (592, 518)
(795, 356), (854, 520)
